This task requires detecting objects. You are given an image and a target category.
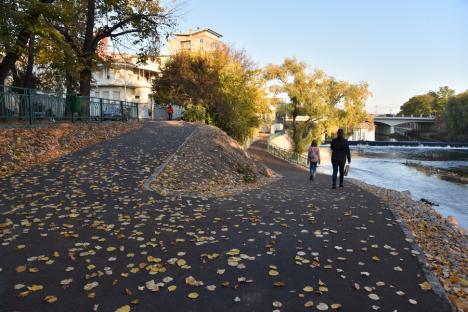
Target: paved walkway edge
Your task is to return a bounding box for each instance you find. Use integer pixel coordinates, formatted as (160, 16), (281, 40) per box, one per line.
(266, 147), (455, 311)
(143, 125), (198, 191)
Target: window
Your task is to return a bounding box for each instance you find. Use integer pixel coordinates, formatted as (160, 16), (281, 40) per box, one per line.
(135, 95), (140, 99)
(102, 91), (110, 99)
(112, 91), (120, 101)
(200, 38), (204, 43)
(181, 40), (191, 50)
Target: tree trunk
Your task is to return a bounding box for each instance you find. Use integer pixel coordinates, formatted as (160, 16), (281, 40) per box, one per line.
(23, 37), (35, 89)
(64, 49), (77, 118)
(292, 101), (298, 147)
(10, 63), (20, 86)
(78, 0), (96, 98)
(0, 53), (20, 86)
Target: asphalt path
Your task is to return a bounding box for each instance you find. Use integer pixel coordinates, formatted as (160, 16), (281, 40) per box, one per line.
(0, 122), (452, 312)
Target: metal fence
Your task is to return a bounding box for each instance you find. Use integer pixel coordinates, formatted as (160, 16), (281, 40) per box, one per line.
(0, 85), (139, 124)
(267, 142), (308, 169)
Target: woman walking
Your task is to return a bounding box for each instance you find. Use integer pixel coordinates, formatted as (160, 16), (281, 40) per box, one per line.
(307, 140), (321, 180)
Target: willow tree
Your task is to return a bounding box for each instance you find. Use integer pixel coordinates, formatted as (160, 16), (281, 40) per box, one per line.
(52, 0), (176, 97)
(265, 58), (370, 153)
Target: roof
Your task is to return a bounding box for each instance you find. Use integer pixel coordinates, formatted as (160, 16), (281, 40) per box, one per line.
(174, 28), (223, 38)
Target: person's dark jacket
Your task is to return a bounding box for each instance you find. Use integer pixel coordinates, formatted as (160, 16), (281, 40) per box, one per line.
(331, 136), (351, 163)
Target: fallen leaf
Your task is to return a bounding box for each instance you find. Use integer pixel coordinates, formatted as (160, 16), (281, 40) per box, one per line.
(115, 305), (131, 312)
(419, 281), (432, 290)
(44, 295), (58, 303)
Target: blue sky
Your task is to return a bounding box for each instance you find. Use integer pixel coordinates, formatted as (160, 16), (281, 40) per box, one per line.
(168, 0), (468, 114)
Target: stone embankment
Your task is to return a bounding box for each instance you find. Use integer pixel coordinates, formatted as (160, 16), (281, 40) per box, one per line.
(349, 179), (468, 311)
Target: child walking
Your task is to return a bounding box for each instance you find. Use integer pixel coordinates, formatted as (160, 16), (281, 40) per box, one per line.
(307, 140), (321, 181)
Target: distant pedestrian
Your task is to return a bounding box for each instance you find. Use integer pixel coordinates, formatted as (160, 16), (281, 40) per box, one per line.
(330, 129), (351, 189)
(307, 140), (320, 181)
(167, 105), (174, 120)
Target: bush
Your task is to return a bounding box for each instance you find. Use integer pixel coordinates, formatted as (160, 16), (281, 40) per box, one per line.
(183, 104), (206, 122)
(152, 48), (268, 144)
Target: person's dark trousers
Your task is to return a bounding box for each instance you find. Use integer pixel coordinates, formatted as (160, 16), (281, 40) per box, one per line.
(168, 113), (173, 120)
(332, 160), (346, 187)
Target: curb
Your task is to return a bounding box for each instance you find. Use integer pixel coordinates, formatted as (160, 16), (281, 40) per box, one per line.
(142, 125), (198, 191)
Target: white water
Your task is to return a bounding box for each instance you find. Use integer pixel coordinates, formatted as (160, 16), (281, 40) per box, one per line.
(316, 146), (468, 228)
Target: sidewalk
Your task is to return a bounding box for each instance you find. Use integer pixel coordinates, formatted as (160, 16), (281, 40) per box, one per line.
(0, 123), (453, 311)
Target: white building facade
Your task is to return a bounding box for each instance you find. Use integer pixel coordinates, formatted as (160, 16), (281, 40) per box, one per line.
(91, 29), (223, 119)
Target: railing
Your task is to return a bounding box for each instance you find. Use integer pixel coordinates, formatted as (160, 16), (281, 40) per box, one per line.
(267, 143), (308, 169)
(0, 85), (139, 124)
(267, 129), (285, 142)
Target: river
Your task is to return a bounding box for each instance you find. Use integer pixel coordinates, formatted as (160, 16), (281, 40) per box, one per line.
(316, 144), (468, 228)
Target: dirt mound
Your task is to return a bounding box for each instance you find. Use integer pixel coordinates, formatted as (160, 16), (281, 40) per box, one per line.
(0, 121), (142, 177)
(150, 124), (275, 197)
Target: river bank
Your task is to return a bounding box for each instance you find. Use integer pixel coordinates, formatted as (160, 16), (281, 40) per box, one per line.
(404, 162), (468, 184)
(316, 145), (468, 228)
(348, 178), (468, 311)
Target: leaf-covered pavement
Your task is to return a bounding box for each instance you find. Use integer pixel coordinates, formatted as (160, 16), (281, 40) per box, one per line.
(0, 122), (453, 311)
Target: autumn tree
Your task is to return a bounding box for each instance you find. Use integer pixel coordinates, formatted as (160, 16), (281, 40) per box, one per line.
(152, 48), (268, 143)
(0, 0), (56, 86)
(265, 58), (370, 153)
(52, 0), (176, 97)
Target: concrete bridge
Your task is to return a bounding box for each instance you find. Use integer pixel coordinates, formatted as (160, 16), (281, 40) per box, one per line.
(374, 115), (435, 135)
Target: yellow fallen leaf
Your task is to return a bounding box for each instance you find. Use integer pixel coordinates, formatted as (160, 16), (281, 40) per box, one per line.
(18, 291), (30, 297)
(60, 278), (73, 286)
(268, 270), (279, 276)
(331, 303), (342, 309)
(177, 259), (186, 267)
(115, 305), (131, 312)
(304, 300), (314, 308)
(28, 284), (44, 292)
(168, 285), (177, 292)
(303, 286), (314, 292)
(419, 281), (432, 290)
(188, 292), (199, 299)
(16, 266), (26, 273)
(226, 249), (240, 256)
(44, 295), (58, 303)
(83, 281), (99, 291)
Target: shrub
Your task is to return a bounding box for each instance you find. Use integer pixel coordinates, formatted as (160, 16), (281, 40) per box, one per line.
(183, 103), (206, 122)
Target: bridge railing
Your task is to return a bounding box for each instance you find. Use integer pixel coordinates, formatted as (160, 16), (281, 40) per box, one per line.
(375, 114), (435, 119)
